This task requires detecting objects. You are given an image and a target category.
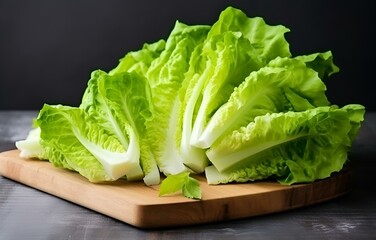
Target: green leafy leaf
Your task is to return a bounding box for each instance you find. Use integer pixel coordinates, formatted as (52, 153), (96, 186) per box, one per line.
(179, 6), (291, 173)
(145, 22), (210, 176)
(194, 56), (330, 149)
(182, 177), (202, 199)
(159, 172), (202, 200)
(205, 104), (365, 185)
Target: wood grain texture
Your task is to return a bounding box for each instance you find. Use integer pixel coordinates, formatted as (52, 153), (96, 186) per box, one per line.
(0, 149), (353, 229)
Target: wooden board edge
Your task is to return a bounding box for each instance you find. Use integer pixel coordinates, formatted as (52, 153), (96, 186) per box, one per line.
(0, 149), (353, 229)
(135, 169), (353, 228)
(0, 150), (154, 227)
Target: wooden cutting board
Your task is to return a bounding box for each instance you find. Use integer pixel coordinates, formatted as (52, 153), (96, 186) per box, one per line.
(0, 149), (353, 229)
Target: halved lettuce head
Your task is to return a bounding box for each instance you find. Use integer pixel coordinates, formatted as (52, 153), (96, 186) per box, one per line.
(205, 104), (365, 185)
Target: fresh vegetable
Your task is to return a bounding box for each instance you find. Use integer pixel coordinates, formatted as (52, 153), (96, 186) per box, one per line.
(159, 172), (201, 199)
(180, 7), (291, 173)
(16, 6), (365, 200)
(15, 126), (44, 159)
(205, 104), (365, 185)
(145, 22), (210, 176)
(194, 54), (335, 149)
(80, 70), (159, 185)
(36, 104), (131, 182)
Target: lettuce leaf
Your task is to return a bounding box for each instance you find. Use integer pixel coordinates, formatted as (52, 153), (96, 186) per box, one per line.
(34, 71), (159, 185)
(145, 22), (210, 176)
(205, 104), (365, 185)
(36, 104), (130, 182)
(207, 6), (291, 61)
(93, 71), (160, 185)
(15, 127), (45, 160)
(159, 172), (201, 199)
(194, 56), (330, 149)
(180, 6), (291, 173)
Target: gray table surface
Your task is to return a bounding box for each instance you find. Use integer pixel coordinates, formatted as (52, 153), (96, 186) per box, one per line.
(1, 110), (375, 240)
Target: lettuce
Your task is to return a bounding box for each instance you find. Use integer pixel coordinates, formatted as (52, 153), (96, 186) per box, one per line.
(159, 172), (201, 199)
(207, 7), (291, 61)
(145, 22), (210, 176)
(194, 56), (332, 149)
(294, 51), (340, 80)
(81, 70), (159, 185)
(36, 104), (129, 182)
(15, 127), (45, 160)
(15, 6), (365, 200)
(23, 71), (159, 184)
(180, 6), (291, 173)
(205, 104), (365, 185)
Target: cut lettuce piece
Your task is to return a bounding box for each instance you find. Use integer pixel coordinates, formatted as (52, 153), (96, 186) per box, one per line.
(189, 32), (264, 149)
(80, 70), (131, 149)
(195, 57), (330, 149)
(98, 72), (160, 185)
(180, 31), (264, 173)
(145, 22), (210, 176)
(180, 6), (291, 173)
(16, 127), (45, 159)
(79, 70), (143, 181)
(177, 43), (211, 173)
(81, 70), (159, 184)
(36, 104), (135, 182)
(159, 172), (201, 199)
(205, 104), (365, 185)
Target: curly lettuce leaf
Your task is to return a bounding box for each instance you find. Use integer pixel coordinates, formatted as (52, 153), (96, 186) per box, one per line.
(180, 6), (291, 173)
(159, 172), (201, 199)
(205, 104), (365, 185)
(81, 70), (159, 185)
(294, 51), (340, 80)
(208, 6), (291, 61)
(145, 22), (210, 176)
(36, 104), (137, 182)
(195, 56), (330, 148)
(96, 71), (160, 185)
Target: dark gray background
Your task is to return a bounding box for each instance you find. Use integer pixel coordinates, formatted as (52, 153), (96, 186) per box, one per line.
(1, 0), (375, 110)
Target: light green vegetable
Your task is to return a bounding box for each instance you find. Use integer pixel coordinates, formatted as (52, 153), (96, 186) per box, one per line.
(25, 70), (159, 184)
(36, 104), (130, 182)
(81, 70), (159, 185)
(145, 22), (210, 176)
(194, 56), (332, 149)
(15, 127), (44, 159)
(15, 6), (365, 200)
(179, 6), (291, 173)
(205, 104), (365, 185)
(159, 172), (201, 199)
(294, 51), (340, 80)
(207, 7), (291, 61)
